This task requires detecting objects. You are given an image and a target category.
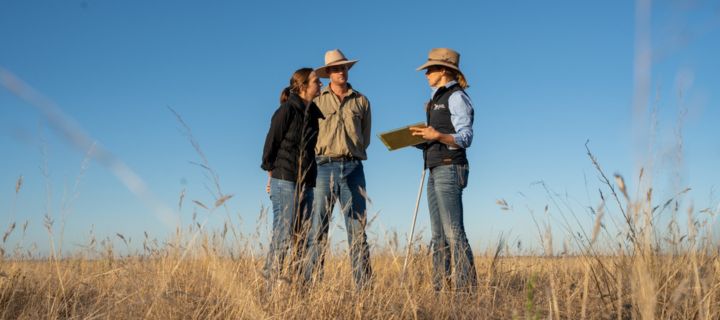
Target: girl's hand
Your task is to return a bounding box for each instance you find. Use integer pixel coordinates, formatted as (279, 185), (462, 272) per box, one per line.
(266, 172), (272, 194)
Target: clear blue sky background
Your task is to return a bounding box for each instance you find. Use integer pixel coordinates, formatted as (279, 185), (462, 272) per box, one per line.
(1, 0), (719, 256)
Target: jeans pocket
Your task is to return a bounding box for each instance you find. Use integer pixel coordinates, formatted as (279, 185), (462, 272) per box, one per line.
(455, 164), (469, 189)
(316, 157), (329, 166)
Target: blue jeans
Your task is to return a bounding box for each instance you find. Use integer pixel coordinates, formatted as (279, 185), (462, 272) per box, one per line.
(427, 164), (478, 291)
(264, 178), (313, 284)
(306, 158), (372, 288)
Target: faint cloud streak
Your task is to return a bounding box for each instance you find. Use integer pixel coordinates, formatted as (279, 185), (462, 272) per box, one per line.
(0, 67), (180, 229)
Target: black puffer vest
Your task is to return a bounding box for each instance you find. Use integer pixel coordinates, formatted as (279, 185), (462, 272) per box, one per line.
(423, 83), (469, 169)
(261, 93), (323, 187)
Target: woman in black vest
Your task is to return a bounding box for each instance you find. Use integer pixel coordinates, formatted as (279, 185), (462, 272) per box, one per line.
(410, 48), (478, 292)
(261, 67), (324, 288)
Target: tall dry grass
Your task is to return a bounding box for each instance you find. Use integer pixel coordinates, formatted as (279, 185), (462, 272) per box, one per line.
(1, 154), (718, 319)
(1, 241), (717, 319)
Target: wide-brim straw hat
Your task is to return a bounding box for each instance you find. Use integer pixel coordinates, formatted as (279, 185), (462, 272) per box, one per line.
(315, 49), (358, 78)
(416, 48), (464, 77)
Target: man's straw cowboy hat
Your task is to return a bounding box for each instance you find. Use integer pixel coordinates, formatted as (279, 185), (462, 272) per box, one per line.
(315, 49), (358, 78)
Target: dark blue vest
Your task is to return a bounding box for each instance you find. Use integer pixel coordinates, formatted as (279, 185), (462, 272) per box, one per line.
(424, 83), (469, 169)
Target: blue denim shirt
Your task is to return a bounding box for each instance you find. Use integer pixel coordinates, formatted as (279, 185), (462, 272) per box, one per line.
(431, 80), (474, 149)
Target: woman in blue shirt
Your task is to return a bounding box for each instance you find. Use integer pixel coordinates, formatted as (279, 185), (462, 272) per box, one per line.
(410, 48), (478, 292)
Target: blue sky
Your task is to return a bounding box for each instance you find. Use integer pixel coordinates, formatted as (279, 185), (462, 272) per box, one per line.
(1, 0), (719, 255)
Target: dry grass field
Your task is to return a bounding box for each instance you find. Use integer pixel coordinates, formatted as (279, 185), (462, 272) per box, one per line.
(0, 213), (718, 319)
(1, 134), (718, 319)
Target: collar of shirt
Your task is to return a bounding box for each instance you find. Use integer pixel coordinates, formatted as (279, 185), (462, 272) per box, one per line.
(320, 83), (356, 98)
(430, 80), (458, 99)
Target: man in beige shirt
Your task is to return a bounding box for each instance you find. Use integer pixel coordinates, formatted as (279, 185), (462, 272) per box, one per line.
(305, 49), (372, 289)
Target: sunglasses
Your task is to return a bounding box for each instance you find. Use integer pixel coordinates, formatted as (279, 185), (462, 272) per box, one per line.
(327, 65), (348, 73)
(425, 66), (443, 74)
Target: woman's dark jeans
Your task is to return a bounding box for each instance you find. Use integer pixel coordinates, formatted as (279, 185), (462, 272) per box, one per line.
(427, 164), (478, 291)
(264, 178), (313, 285)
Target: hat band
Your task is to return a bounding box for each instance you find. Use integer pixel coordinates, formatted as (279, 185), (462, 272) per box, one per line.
(326, 58), (349, 66)
(427, 58), (457, 65)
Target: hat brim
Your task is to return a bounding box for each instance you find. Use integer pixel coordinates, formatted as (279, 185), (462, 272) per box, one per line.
(416, 61), (464, 77)
(315, 60), (358, 78)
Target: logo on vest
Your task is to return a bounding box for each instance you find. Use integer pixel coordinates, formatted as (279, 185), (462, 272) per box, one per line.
(432, 103), (447, 111)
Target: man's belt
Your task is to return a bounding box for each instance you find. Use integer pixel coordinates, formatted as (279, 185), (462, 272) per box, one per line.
(317, 155), (358, 163)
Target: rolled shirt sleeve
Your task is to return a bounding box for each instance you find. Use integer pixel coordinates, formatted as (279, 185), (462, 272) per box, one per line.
(448, 91), (474, 149)
(362, 98), (372, 150)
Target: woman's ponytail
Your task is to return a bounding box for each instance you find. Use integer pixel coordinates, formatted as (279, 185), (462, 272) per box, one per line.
(279, 86), (292, 104)
(444, 68), (469, 89)
(456, 73), (469, 89)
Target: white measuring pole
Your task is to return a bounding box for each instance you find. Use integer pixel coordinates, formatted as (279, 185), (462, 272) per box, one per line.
(402, 168), (426, 276)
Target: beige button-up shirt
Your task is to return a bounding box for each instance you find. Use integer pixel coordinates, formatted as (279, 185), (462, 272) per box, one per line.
(313, 85), (371, 160)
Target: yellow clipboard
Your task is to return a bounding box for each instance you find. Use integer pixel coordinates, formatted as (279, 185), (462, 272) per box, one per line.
(377, 122), (428, 151)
